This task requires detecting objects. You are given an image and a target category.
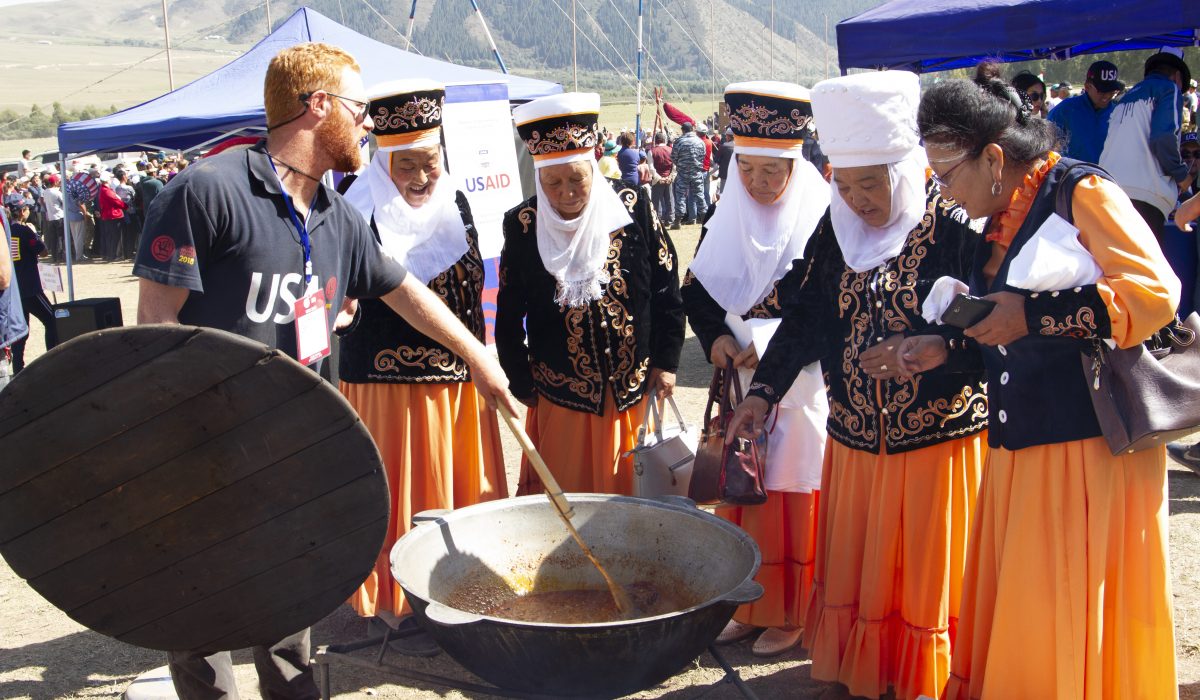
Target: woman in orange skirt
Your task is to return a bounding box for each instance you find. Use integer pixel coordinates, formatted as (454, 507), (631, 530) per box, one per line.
(339, 80), (508, 626)
(496, 92), (684, 494)
(899, 62), (1181, 698)
(730, 70), (988, 698)
(684, 80), (831, 657)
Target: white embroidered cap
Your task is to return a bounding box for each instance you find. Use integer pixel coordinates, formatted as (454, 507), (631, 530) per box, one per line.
(811, 70), (922, 168)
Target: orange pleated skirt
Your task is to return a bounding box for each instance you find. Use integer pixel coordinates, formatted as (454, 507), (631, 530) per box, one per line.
(340, 381), (508, 618)
(804, 433), (985, 700)
(944, 437), (1177, 700)
(516, 394), (646, 495)
(717, 490), (818, 630)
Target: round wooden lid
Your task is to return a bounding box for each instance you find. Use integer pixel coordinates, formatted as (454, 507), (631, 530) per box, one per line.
(0, 325), (388, 653)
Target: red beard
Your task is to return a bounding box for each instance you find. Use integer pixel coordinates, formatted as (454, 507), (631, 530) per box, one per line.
(316, 106), (362, 173)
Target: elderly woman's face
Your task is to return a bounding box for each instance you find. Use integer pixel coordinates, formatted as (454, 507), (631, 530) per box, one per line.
(737, 155), (792, 205)
(833, 165), (891, 227)
(389, 144), (442, 208)
(539, 161), (593, 219)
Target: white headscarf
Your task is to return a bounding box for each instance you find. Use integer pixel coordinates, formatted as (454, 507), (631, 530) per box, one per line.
(535, 158), (633, 307)
(829, 150), (929, 273)
(343, 146), (467, 284)
(811, 70), (927, 273)
(688, 151), (830, 315)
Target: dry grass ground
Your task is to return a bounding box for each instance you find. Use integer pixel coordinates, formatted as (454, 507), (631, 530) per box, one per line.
(5, 224), (1200, 699)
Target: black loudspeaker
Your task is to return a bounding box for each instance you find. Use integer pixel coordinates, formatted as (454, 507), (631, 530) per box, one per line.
(53, 298), (124, 343)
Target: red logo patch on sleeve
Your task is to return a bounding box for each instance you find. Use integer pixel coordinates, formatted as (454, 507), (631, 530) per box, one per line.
(324, 276), (338, 301)
(150, 236), (176, 263)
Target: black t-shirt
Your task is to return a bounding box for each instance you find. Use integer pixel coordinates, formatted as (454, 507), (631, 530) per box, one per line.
(10, 221), (44, 296)
(134, 143), (407, 369)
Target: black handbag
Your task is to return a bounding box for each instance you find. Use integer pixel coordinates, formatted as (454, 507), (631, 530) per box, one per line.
(1081, 312), (1200, 455)
(688, 360), (768, 506)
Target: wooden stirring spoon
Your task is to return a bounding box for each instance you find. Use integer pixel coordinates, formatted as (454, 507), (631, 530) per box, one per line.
(497, 403), (637, 618)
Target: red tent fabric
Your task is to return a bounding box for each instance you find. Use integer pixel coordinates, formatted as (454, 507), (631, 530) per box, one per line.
(662, 102), (696, 127)
(203, 136), (262, 158)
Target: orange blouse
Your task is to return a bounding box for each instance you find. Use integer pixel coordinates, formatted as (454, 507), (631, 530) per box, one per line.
(984, 154), (1179, 348)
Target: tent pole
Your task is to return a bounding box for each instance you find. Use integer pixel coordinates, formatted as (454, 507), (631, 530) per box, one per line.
(161, 0), (175, 91)
(265, 0), (273, 33)
(710, 0), (715, 117)
(571, 0), (578, 92)
(405, 0), (418, 51)
(61, 152), (74, 300)
(635, 0), (644, 143)
(467, 0), (508, 74)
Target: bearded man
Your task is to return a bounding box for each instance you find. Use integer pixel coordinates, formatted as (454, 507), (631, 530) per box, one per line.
(133, 42), (516, 700)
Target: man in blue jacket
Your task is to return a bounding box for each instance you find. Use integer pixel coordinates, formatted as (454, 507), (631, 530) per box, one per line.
(1100, 48), (1195, 240)
(1047, 60), (1123, 163)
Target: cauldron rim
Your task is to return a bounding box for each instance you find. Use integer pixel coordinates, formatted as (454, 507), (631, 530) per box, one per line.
(391, 493), (762, 628)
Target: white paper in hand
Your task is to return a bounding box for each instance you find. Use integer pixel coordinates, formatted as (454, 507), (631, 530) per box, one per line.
(921, 276), (969, 325)
(1007, 213), (1102, 291)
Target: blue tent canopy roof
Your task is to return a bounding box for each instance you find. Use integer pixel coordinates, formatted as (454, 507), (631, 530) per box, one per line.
(837, 0), (1200, 73)
(57, 7), (561, 155)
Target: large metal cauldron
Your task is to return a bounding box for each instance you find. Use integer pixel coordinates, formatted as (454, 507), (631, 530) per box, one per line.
(390, 494), (762, 698)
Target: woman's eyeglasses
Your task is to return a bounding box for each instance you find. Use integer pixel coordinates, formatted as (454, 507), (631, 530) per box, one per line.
(930, 157), (971, 190)
(1026, 91), (1044, 101)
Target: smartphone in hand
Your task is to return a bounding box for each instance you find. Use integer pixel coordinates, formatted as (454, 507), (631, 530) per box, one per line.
(941, 293), (997, 329)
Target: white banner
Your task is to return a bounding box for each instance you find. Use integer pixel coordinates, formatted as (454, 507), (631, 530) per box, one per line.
(441, 84), (525, 260)
(38, 263), (64, 293)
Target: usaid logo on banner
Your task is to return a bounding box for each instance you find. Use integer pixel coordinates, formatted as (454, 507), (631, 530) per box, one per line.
(465, 172), (513, 193)
(464, 149), (514, 193)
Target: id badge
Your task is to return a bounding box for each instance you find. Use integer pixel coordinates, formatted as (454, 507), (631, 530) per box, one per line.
(293, 289), (331, 366)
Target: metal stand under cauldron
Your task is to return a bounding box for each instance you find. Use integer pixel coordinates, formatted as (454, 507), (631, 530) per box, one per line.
(313, 629), (761, 700)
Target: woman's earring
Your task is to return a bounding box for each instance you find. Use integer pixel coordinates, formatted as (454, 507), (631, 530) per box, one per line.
(991, 180), (1002, 196)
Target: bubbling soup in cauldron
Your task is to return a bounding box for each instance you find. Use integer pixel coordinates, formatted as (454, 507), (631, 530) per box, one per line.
(448, 579), (696, 624)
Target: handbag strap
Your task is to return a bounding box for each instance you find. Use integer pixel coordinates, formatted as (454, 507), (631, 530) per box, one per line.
(702, 364), (725, 435)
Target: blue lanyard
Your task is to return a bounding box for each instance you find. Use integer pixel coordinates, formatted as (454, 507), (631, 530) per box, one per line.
(267, 156), (317, 285)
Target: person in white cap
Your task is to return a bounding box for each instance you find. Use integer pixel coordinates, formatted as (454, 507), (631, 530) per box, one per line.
(726, 71), (987, 698)
(337, 80), (508, 649)
(684, 80), (830, 658)
(497, 92), (685, 495)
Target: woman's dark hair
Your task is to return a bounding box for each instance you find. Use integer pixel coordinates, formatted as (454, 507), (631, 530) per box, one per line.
(617, 132), (635, 148)
(1011, 71), (1046, 98)
(917, 60), (1059, 166)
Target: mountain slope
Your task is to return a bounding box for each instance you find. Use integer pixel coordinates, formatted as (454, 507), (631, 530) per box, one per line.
(7, 0), (879, 93)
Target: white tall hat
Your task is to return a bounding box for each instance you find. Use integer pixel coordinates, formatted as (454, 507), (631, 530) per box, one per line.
(810, 70), (922, 167)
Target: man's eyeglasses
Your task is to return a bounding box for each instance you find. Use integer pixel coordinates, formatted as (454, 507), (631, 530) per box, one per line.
(930, 156), (971, 190)
(1183, 150), (1200, 160)
(300, 91), (370, 123)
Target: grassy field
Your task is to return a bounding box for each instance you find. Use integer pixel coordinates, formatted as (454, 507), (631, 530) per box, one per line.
(597, 99), (723, 137)
(0, 38), (246, 114)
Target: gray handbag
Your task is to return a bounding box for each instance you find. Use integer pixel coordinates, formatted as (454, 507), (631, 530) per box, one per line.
(629, 392), (697, 498)
(1082, 312), (1200, 455)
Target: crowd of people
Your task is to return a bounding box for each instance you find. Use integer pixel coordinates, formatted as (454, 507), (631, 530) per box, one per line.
(1, 38), (1199, 700)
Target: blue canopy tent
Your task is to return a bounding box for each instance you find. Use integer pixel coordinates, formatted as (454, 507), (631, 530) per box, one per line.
(53, 7), (559, 297)
(837, 0), (1200, 73)
(56, 6), (560, 155)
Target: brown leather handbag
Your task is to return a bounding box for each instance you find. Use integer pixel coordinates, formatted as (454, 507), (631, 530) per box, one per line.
(1082, 312), (1200, 455)
(688, 360), (768, 506)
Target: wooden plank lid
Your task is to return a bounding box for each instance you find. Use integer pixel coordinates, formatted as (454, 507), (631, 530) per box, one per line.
(0, 325), (389, 654)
